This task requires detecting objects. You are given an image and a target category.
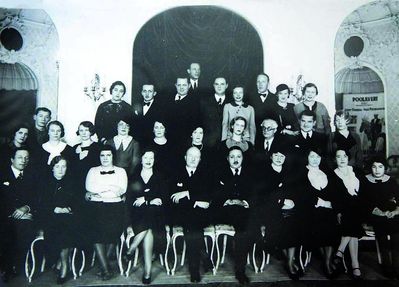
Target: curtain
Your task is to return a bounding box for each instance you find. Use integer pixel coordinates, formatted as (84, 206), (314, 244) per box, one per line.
(132, 5), (263, 102)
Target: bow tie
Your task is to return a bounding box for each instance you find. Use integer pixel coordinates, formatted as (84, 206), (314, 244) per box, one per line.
(81, 146), (91, 151)
(375, 179), (382, 183)
(100, 170), (115, 175)
(144, 101), (151, 106)
(259, 93), (267, 97)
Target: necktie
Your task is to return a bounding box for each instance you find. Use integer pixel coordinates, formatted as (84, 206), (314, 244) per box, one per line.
(176, 96), (181, 101)
(190, 170), (194, 177)
(218, 98), (222, 105)
(305, 132), (309, 140)
(234, 168), (239, 176)
(193, 82), (197, 89)
(100, 170), (115, 175)
(17, 172), (23, 180)
(265, 141), (269, 151)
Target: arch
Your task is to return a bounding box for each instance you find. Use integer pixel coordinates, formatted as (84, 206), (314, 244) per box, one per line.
(131, 5), (263, 102)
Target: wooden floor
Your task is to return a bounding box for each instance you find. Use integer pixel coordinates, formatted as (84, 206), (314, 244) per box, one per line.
(3, 246), (396, 287)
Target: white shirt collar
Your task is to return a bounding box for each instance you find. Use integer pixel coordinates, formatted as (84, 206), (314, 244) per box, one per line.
(366, 174), (390, 183)
(190, 79), (198, 86)
(175, 94), (188, 101)
(143, 99), (154, 115)
(186, 166), (196, 176)
(301, 130), (313, 138)
(114, 135), (133, 151)
(264, 138), (274, 150)
(230, 166), (242, 175)
(214, 94), (225, 103)
(42, 141), (67, 165)
(11, 166), (23, 179)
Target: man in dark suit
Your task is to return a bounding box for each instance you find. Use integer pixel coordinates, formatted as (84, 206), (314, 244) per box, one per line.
(133, 84), (164, 146)
(0, 148), (37, 280)
(200, 77), (228, 150)
(170, 147), (211, 282)
(165, 77), (200, 155)
(213, 146), (254, 284)
(292, 110), (328, 165)
(249, 73), (278, 128)
(254, 118), (287, 166)
(26, 107), (51, 151)
(187, 63), (201, 96)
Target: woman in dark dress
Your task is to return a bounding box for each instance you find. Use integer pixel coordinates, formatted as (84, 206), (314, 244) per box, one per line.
(363, 156), (399, 278)
(85, 145), (127, 281)
(38, 156), (77, 284)
(125, 149), (166, 284)
(34, 121), (75, 173)
(73, 121), (100, 248)
(330, 149), (365, 279)
(147, 120), (172, 176)
(105, 118), (140, 177)
(0, 124), (29, 169)
(262, 148), (303, 280)
(272, 84), (299, 136)
(300, 148), (340, 278)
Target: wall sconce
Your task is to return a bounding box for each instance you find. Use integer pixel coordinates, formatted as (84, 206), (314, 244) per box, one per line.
(83, 73), (106, 102)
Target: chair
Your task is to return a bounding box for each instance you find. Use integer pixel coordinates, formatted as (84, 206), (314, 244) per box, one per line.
(360, 224), (382, 264)
(25, 235), (45, 283)
(214, 224), (235, 273)
(71, 248), (86, 279)
(251, 226), (270, 273)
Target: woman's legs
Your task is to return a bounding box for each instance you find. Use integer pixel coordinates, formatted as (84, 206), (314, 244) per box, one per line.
(142, 229), (154, 278)
(322, 246), (333, 274)
(59, 248), (69, 278)
(126, 230), (148, 255)
(337, 236), (351, 256)
(94, 243), (110, 274)
(348, 237), (360, 276)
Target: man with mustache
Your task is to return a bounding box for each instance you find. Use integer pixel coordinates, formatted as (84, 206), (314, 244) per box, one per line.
(213, 146), (254, 285)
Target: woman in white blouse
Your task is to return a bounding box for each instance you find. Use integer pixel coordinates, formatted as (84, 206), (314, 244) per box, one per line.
(85, 145), (127, 281)
(330, 149), (365, 280)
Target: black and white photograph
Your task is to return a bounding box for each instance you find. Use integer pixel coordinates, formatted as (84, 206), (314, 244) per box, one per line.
(1, 0), (399, 286)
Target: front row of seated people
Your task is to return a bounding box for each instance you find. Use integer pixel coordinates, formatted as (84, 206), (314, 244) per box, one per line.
(1, 113), (399, 285)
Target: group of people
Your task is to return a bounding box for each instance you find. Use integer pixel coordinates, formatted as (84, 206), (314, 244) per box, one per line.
(1, 63), (398, 285)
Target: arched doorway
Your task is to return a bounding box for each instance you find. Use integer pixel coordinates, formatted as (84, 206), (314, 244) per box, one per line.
(0, 62), (38, 137)
(334, 1), (399, 157)
(131, 5), (263, 103)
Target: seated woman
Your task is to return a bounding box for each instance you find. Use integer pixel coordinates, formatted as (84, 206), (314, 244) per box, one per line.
(34, 121), (75, 172)
(294, 83), (331, 135)
(105, 118), (140, 177)
(299, 148), (340, 278)
(125, 149), (166, 284)
(147, 120), (173, 176)
(363, 156), (399, 278)
(222, 87), (256, 145)
(330, 149), (365, 280)
(329, 110), (363, 169)
(271, 84), (299, 136)
(220, 116), (253, 153)
(0, 124), (29, 169)
(85, 145), (127, 281)
(38, 156), (77, 284)
(262, 146), (304, 280)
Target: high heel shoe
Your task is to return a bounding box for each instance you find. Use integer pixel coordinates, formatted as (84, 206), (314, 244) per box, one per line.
(56, 275), (68, 285)
(285, 264), (299, 281)
(142, 275), (151, 284)
(351, 268), (363, 280)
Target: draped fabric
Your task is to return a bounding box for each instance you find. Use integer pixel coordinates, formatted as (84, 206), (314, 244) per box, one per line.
(131, 6), (263, 102)
(0, 62), (38, 91)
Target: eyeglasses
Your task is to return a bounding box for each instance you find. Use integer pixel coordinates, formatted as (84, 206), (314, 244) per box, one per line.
(261, 126), (277, 131)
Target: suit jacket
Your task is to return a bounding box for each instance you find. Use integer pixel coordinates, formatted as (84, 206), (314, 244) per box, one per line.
(0, 166), (37, 223)
(164, 94), (200, 150)
(200, 94), (226, 149)
(253, 134), (288, 165)
(291, 131), (328, 167)
(132, 99), (164, 147)
(169, 163), (210, 226)
(248, 91), (278, 129)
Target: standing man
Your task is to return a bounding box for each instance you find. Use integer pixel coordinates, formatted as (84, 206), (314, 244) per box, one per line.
(165, 77), (200, 155)
(0, 148), (37, 281)
(200, 77), (228, 151)
(187, 63), (201, 96)
(249, 73), (277, 129)
(95, 81), (133, 143)
(170, 147), (212, 282)
(213, 146), (254, 285)
(133, 84), (164, 147)
(27, 107), (51, 150)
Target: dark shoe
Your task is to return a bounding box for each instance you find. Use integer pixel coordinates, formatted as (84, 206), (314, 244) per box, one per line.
(351, 268), (362, 280)
(331, 251), (344, 276)
(382, 264), (395, 279)
(142, 275), (151, 284)
(235, 271), (250, 285)
(203, 258), (214, 273)
(101, 271), (114, 281)
(56, 275), (68, 285)
(190, 271), (201, 283)
(285, 265), (299, 281)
